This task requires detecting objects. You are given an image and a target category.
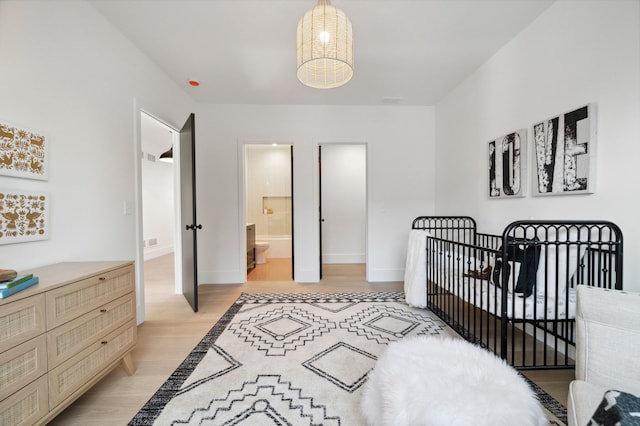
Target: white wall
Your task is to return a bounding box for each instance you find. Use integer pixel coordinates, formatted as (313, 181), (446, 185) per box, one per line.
(321, 144), (367, 264)
(196, 105), (436, 283)
(0, 2), (435, 289)
(435, 0), (640, 290)
(0, 1), (195, 320)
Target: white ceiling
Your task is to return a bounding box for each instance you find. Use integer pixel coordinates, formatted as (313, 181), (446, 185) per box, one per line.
(89, 0), (555, 106)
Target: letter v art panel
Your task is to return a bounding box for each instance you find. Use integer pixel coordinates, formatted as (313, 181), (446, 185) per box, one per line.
(532, 103), (596, 196)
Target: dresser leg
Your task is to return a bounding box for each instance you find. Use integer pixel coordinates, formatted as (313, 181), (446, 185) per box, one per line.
(122, 353), (136, 375)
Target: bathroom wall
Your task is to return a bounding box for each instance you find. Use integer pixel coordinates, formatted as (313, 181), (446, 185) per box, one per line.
(245, 144), (292, 257)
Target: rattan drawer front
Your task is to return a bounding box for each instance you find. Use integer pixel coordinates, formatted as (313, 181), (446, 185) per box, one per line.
(48, 320), (136, 409)
(45, 264), (134, 329)
(0, 375), (47, 426)
(0, 335), (47, 401)
(47, 292), (135, 368)
(0, 295), (46, 352)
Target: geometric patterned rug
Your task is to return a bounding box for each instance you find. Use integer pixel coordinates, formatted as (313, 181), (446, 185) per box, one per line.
(128, 292), (567, 425)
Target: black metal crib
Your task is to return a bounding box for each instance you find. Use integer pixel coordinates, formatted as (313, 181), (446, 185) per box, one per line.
(410, 216), (623, 370)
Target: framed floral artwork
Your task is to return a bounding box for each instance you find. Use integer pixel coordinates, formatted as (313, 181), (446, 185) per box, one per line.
(0, 190), (50, 245)
(0, 120), (49, 180)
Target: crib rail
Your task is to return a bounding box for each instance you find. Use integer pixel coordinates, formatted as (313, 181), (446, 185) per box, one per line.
(502, 221), (623, 291)
(476, 232), (501, 250)
(425, 236), (502, 354)
(412, 216), (476, 243)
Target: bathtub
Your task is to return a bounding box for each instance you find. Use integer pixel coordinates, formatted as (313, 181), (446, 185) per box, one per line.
(256, 235), (292, 258)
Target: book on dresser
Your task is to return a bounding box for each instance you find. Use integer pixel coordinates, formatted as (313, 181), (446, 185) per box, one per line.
(0, 273), (34, 289)
(0, 275), (39, 299)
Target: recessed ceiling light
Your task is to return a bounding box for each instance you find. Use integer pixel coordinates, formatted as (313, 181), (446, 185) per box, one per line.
(188, 79), (200, 87)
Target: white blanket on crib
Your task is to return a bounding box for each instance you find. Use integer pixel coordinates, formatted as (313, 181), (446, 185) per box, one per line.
(403, 230), (429, 308)
(434, 249), (576, 320)
(403, 230), (580, 319)
(452, 275), (576, 320)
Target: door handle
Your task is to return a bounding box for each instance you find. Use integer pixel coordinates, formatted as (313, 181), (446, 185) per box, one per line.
(186, 224), (203, 230)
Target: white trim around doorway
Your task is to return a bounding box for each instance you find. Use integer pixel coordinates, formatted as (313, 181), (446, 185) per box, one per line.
(313, 140), (371, 282)
(133, 102), (182, 324)
(237, 139), (296, 283)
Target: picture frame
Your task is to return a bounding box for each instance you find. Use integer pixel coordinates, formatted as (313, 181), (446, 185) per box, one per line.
(0, 190), (50, 245)
(532, 103), (596, 196)
(0, 119), (49, 181)
(488, 128), (527, 199)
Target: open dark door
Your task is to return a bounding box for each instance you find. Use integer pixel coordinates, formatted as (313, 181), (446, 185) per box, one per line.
(318, 145), (323, 279)
(179, 113), (201, 312)
(290, 145), (295, 280)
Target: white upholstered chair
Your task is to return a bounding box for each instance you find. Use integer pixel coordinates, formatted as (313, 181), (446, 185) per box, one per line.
(567, 286), (640, 426)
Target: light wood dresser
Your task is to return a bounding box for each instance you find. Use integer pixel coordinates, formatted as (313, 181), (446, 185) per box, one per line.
(0, 261), (137, 425)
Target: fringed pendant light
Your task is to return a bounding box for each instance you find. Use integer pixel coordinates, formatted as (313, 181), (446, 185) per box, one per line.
(296, 0), (353, 89)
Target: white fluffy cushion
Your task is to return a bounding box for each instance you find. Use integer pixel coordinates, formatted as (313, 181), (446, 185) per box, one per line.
(361, 336), (547, 426)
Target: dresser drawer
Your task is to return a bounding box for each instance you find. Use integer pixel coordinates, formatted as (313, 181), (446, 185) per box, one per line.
(46, 265), (134, 329)
(0, 335), (47, 401)
(0, 375), (47, 426)
(47, 292), (135, 368)
(48, 320), (136, 409)
(0, 295), (46, 352)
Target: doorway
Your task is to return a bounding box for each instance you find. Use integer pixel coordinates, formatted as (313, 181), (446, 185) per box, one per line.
(139, 111), (200, 315)
(319, 144), (367, 281)
(244, 144), (294, 281)
(140, 112), (180, 292)
(138, 112), (180, 321)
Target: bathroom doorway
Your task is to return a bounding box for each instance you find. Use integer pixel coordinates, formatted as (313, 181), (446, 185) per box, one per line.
(244, 144), (294, 281)
(319, 143), (367, 281)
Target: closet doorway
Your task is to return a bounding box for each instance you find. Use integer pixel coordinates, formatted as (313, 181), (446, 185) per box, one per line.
(319, 144), (367, 281)
(244, 144), (294, 282)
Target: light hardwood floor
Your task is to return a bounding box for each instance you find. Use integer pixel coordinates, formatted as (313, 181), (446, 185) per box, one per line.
(49, 254), (572, 425)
